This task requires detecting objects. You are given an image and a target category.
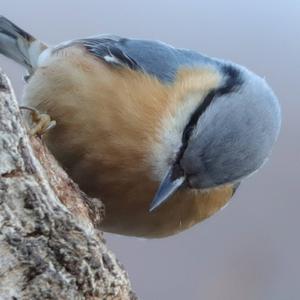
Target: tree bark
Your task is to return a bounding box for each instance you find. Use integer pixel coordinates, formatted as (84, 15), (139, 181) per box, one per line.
(0, 69), (136, 300)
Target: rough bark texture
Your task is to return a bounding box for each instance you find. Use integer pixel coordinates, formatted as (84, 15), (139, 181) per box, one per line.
(0, 69), (137, 300)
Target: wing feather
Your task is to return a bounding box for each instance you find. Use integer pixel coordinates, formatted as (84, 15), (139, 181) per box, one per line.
(73, 35), (219, 83)
(80, 37), (140, 70)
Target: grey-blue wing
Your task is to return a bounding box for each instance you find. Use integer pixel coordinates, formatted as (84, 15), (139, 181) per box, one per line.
(75, 35), (219, 83)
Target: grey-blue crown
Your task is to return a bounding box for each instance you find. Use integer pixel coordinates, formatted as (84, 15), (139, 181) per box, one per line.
(180, 64), (281, 189)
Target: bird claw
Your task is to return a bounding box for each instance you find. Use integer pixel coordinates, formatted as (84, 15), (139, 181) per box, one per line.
(20, 106), (56, 137)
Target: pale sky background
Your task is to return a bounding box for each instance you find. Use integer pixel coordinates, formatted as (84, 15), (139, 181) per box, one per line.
(1, 1), (299, 299)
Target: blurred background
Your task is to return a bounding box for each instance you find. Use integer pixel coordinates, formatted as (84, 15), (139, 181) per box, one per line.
(1, 1), (299, 299)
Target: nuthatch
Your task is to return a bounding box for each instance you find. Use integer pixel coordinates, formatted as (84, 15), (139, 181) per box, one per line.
(0, 17), (281, 237)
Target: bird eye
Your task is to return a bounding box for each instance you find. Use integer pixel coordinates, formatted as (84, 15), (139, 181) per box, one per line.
(182, 125), (193, 144)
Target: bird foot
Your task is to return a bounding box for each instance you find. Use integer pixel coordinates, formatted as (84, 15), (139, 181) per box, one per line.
(20, 106), (56, 137)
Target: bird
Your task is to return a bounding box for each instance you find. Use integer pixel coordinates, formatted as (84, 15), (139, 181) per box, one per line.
(0, 16), (281, 238)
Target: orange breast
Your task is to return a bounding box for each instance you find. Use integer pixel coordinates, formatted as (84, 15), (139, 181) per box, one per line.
(23, 46), (234, 237)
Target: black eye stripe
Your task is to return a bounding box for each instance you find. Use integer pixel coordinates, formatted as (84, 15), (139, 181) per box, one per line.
(175, 65), (242, 165)
(181, 89), (216, 145)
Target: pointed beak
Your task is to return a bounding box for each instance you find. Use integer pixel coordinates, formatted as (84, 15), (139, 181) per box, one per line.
(149, 167), (185, 212)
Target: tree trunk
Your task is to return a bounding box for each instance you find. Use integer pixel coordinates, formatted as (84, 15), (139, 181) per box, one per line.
(0, 69), (136, 300)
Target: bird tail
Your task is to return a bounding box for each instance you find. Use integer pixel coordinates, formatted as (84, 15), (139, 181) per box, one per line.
(0, 16), (47, 73)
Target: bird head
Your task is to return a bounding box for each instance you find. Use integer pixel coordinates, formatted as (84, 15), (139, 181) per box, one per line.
(150, 64), (281, 211)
